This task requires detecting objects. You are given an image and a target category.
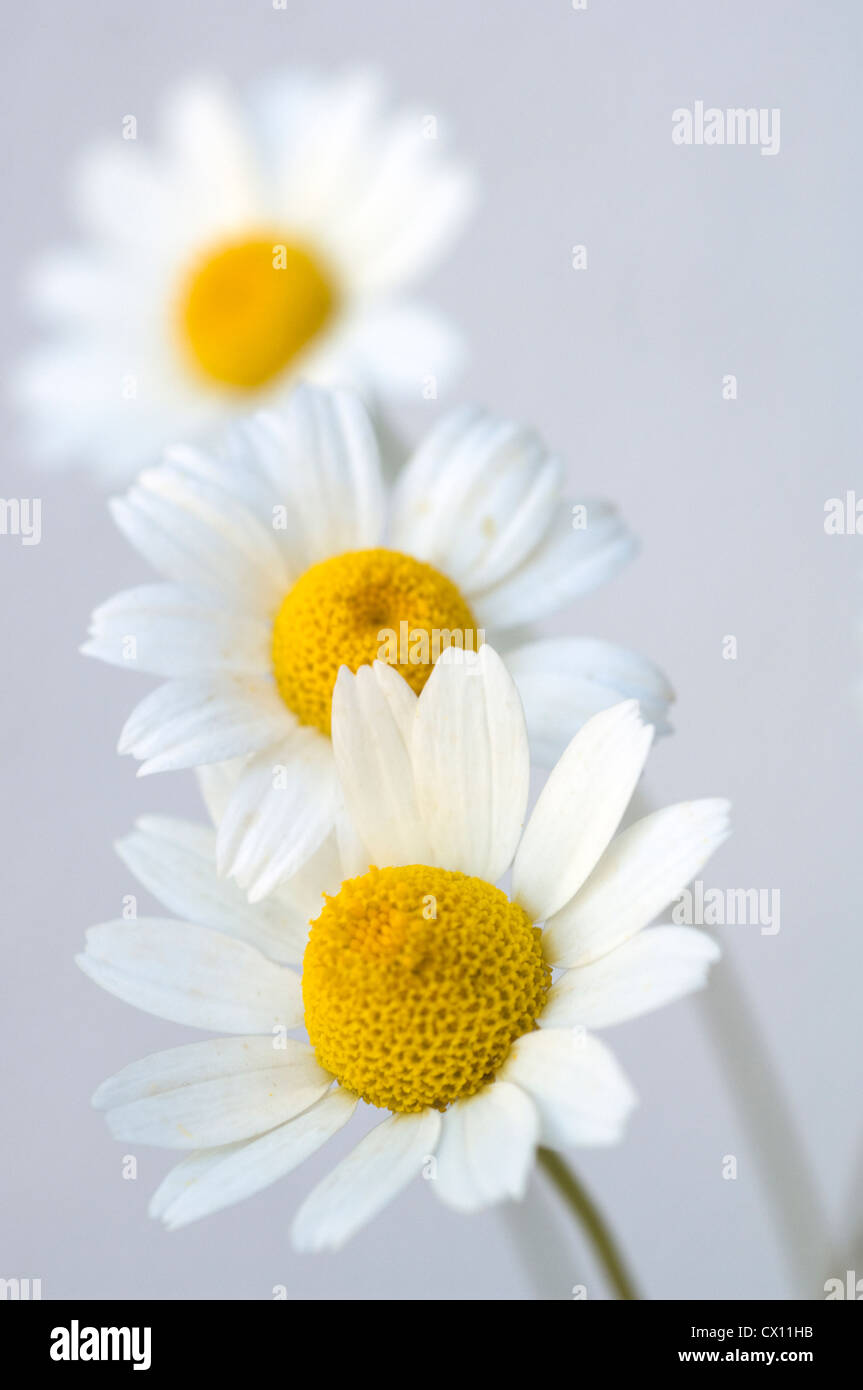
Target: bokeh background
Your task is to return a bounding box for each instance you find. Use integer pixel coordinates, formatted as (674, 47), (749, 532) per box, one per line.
(2, 0), (861, 1300)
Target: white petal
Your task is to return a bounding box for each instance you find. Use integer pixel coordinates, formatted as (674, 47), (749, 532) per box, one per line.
(389, 407), (562, 594)
(13, 336), (215, 483)
(471, 502), (637, 630)
(330, 662), (433, 867)
(543, 799), (731, 967)
(94, 1037), (332, 1149)
(115, 816), (309, 964)
(242, 385), (385, 570)
(259, 69), (473, 294)
(159, 77), (262, 236)
(118, 677), (288, 775)
(500, 1030), (637, 1147)
(216, 727), (340, 902)
(77, 919), (302, 1033)
(68, 138), (183, 250)
(164, 440), (282, 531)
(151, 1088), (358, 1229)
(292, 1109), (440, 1252)
(83, 584), (271, 679)
(386, 404), (482, 548)
(333, 807), (373, 882)
(196, 763), (346, 924)
(149, 1146), (241, 1221)
(512, 702), (654, 922)
(93, 1035), (310, 1106)
(26, 248), (130, 324)
(110, 466), (289, 610)
(506, 637), (675, 766)
(411, 644), (529, 881)
(196, 758), (245, 827)
(332, 301), (466, 396)
(271, 829), (348, 929)
(260, 70), (386, 235)
(432, 1081), (539, 1212)
(340, 134), (474, 294)
(542, 926), (721, 1029)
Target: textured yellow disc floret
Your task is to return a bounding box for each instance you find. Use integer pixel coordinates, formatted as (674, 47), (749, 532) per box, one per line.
(272, 548), (480, 735)
(303, 864), (551, 1113)
(179, 237), (336, 389)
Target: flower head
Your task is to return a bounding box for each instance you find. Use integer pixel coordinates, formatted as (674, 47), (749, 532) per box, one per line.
(79, 648), (726, 1248)
(83, 384), (672, 900)
(15, 71), (474, 482)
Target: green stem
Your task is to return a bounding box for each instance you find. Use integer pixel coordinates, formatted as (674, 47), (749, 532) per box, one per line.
(698, 952), (829, 1292)
(538, 1147), (641, 1300)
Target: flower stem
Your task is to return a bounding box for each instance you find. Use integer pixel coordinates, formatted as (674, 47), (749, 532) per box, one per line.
(538, 1147), (641, 1300)
(698, 951), (829, 1291)
(627, 783), (828, 1292)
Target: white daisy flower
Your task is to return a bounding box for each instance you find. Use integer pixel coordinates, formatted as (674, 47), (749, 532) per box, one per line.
(14, 71), (474, 483)
(83, 384), (674, 902)
(78, 648), (727, 1249)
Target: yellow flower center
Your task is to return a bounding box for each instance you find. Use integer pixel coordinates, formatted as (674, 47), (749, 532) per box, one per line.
(303, 865), (551, 1113)
(179, 236), (337, 390)
(271, 548), (480, 736)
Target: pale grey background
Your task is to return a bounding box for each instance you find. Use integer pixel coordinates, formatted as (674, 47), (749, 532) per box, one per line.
(1, 0), (860, 1300)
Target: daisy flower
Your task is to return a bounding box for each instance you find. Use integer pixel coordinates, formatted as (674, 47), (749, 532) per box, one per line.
(14, 71), (473, 482)
(78, 647), (727, 1248)
(83, 384), (674, 901)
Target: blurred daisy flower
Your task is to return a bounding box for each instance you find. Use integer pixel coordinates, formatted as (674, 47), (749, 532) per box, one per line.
(83, 384), (673, 901)
(78, 650), (727, 1247)
(14, 72), (473, 482)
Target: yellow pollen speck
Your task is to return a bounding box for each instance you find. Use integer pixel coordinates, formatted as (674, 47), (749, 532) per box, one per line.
(302, 864), (551, 1113)
(179, 236), (336, 390)
(271, 548), (480, 735)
